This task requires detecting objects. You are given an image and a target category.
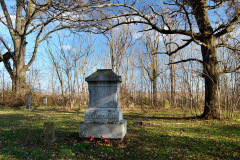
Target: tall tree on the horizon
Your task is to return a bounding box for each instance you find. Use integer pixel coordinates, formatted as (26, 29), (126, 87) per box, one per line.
(139, 31), (163, 107)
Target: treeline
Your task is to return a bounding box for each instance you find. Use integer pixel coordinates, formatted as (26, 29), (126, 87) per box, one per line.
(0, 27), (239, 119)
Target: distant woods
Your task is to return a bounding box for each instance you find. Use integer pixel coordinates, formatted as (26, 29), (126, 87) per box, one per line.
(0, 26), (239, 119)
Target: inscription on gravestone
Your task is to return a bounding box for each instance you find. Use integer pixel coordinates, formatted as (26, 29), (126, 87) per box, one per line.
(88, 83), (118, 108)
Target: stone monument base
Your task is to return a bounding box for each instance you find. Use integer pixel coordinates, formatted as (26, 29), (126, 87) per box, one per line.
(79, 120), (127, 139)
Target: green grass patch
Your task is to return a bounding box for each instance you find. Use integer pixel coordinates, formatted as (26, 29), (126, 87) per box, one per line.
(0, 106), (239, 159)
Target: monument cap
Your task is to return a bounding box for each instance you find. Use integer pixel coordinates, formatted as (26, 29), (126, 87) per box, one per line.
(85, 69), (122, 82)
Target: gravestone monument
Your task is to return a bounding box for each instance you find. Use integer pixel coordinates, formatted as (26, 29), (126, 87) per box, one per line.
(41, 122), (56, 143)
(79, 69), (127, 139)
(26, 95), (32, 109)
(43, 97), (47, 106)
(165, 99), (170, 109)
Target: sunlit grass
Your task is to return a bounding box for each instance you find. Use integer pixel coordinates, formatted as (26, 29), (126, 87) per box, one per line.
(0, 106), (239, 159)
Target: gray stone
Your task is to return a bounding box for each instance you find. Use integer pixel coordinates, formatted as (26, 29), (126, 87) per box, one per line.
(88, 83), (120, 108)
(41, 122), (56, 143)
(133, 121), (154, 127)
(43, 97), (47, 106)
(79, 120), (127, 139)
(79, 69), (127, 139)
(84, 108), (123, 123)
(26, 95), (32, 109)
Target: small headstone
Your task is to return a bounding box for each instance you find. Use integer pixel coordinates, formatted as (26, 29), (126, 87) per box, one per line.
(129, 102), (135, 108)
(133, 121), (155, 127)
(43, 97), (47, 106)
(26, 95), (32, 109)
(79, 69), (127, 139)
(165, 99), (170, 109)
(41, 122), (56, 143)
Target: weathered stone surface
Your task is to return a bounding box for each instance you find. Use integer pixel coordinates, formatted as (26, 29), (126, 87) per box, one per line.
(79, 120), (127, 139)
(41, 122), (56, 143)
(43, 122), (55, 139)
(43, 97), (47, 106)
(88, 83), (120, 108)
(79, 69), (127, 139)
(84, 108), (123, 123)
(133, 121), (155, 127)
(26, 95), (31, 109)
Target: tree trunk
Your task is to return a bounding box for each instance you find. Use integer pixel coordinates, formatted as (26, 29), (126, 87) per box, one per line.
(169, 54), (175, 108)
(152, 69), (158, 107)
(14, 39), (27, 93)
(201, 36), (221, 119)
(3, 37), (28, 94)
(12, 68), (27, 94)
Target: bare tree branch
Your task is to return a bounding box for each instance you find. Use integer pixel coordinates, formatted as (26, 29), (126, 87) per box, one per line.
(25, 24), (70, 69)
(0, 0), (15, 38)
(217, 43), (240, 53)
(65, 2), (201, 38)
(167, 58), (203, 65)
(0, 37), (12, 53)
(215, 14), (240, 38)
(153, 39), (193, 56)
(0, 52), (12, 62)
(220, 65), (240, 73)
(177, 2), (207, 46)
(149, 5), (172, 30)
(207, 0), (225, 9)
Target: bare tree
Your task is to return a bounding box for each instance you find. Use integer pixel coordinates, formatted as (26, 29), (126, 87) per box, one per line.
(46, 33), (93, 108)
(69, 0), (240, 119)
(103, 25), (135, 74)
(138, 31), (163, 107)
(218, 36), (240, 118)
(0, 0), (105, 94)
(162, 34), (179, 107)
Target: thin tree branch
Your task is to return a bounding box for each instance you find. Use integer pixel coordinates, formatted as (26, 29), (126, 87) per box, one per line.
(149, 5), (172, 30)
(217, 43), (240, 52)
(0, 17), (8, 26)
(167, 58), (203, 65)
(220, 65), (240, 73)
(65, 2), (200, 38)
(207, 1), (225, 9)
(0, 0), (15, 39)
(153, 39), (193, 56)
(0, 37), (12, 53)
(25, 23), (71, 69)
(175, 1), (207, 47)
(28, 0), (51, 20)
(215, 13), (240, 38)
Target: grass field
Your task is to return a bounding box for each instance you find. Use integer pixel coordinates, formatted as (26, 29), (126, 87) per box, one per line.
(0, 106), (239, 159)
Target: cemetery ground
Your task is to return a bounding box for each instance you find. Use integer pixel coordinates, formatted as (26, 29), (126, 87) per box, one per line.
(0, 106), (239, 160)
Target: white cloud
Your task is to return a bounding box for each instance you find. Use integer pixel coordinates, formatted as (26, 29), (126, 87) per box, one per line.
(0, 11), (16, 27)
(61, 45), (72, 50)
